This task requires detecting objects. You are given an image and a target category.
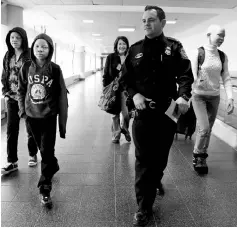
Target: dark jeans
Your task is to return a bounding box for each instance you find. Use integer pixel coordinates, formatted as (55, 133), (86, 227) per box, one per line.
(132, 110), (176, 212)
(6, 98), (38, 163)
(26, 115), (59, 189)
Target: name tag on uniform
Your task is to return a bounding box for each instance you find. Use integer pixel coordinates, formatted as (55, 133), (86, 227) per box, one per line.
(165, 46), (171, 55)
(116, 64), (121, 71)
(135, 53), (143, 59)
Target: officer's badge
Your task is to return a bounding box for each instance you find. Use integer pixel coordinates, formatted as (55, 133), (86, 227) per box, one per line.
(116, 64), (121, 71)
(135, 53), (143, 59)
(165, 46), (171, 55)
(180, 47), (188, 59)
(113, 84), (119, 91)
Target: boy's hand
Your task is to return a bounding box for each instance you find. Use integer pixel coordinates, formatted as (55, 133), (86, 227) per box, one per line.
(4, 96), (9, 102)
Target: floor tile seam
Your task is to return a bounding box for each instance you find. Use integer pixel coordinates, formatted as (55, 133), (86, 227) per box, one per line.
(1, 183), (115, 187)
(5, 189), (20, 203)
(55, 172), (112, 174)
(53, 172), (112, 174)
(172, 143), (194, 170)
(1, 184), (21, 187)
(113, 144), (118, 223)
(204, 182), (236, 217)
(152, 212), (158, 226)
(166, 167), (197, 226)
(53, 184), (115, 186)
(59, 161), (114, 164)
(10, 199), (83, 202)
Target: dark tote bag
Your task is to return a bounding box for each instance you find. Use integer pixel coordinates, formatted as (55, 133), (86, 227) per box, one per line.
(98, 76), (121, 115)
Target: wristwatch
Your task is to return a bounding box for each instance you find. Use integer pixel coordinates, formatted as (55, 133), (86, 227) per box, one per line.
(181, 94), (190, 102)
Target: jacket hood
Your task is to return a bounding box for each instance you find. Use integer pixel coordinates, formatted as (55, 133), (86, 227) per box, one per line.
(31, 33), (54, 65)
(6, 27), (29, 54)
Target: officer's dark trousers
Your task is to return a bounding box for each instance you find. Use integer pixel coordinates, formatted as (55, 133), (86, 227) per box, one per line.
(132, 110), (176, 212)
(26, 115), (59, 189)
(6, 98), (38, 163)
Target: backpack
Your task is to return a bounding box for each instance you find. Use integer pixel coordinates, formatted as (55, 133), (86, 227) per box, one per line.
(175, 47), (226, 140)
(198, 46), (225, 74)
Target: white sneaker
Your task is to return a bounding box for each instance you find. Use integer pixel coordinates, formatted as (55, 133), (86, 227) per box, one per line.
(28, 155), (37, 167)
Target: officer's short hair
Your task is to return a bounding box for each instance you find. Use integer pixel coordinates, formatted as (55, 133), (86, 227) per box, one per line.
(114, 36), (129, 55)
(144, 5), (166, 21)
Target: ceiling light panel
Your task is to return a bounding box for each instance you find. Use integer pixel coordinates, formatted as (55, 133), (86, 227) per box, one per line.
(118, 27), (135, 32)
(83, 19), (94, 23)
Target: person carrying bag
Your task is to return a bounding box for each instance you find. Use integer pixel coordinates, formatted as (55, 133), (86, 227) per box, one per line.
(99, 36), (131, 143)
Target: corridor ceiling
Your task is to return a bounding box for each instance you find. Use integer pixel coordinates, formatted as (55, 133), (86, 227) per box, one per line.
(3, 0), (237, 54)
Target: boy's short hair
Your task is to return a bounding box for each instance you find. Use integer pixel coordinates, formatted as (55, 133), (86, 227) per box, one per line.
(144, 5), (166, 21)
(114, 36), (129, 55)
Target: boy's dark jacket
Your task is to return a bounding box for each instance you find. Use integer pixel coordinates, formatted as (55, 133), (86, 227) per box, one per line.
(17, 33), (68, 139)
(1, 27), (30, 98)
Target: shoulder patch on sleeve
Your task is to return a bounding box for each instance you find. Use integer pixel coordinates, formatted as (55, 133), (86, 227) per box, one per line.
(131, 39), (144, 47)
(166, 36), (181, 44)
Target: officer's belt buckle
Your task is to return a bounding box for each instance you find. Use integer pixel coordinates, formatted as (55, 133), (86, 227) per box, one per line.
(149, 101), (156, 109)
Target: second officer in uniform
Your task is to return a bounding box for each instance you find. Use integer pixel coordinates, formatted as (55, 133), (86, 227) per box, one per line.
(121, 5), (194, 226)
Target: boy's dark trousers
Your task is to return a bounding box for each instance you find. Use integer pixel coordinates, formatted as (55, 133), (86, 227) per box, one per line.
(26, 115), (59, 189)
(6, 98), (38, 163)
(132, 110), (176, 212)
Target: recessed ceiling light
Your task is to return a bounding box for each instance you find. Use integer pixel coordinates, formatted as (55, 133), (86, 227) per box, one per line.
(166, 20), (177, 24)
(92, 33), (101, 36)
(83, 20), (94, 23)
(118, 28), (135, 32)
(95, 38), (102, 41)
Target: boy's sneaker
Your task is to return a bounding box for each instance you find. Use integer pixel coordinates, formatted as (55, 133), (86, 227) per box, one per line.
(1, 162), (18, 175)
(193, 153), (208, 175)
(112, 136), (120, 144)
(120, 128), (131, 142)
(40, 185), (52, 207)
(133, 209), (152, 227)
(41, 194), (52, 206)
(28, 155), (37, 167)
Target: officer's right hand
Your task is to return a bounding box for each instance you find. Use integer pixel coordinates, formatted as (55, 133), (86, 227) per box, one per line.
(133, 93), (151, 110)
(4, 96), (9, 102)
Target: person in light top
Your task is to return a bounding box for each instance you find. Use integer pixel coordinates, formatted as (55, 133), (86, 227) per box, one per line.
(191, 24), (234, 175)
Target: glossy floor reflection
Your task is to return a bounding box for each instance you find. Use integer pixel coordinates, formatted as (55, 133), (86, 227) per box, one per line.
(1, 71), (237, 227)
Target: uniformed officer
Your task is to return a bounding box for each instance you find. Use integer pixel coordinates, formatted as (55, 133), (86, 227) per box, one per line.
(120, 5), (194, 226)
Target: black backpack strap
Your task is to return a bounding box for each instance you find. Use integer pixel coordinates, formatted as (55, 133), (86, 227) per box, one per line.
(217, 49), (225, 74)
(197, 46), (205, 73)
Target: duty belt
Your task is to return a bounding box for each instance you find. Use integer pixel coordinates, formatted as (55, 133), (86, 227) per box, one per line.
(133, 97), (172, 117)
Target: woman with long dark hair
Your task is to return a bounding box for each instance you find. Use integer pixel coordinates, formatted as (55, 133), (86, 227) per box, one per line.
(102, 36), (131, 143)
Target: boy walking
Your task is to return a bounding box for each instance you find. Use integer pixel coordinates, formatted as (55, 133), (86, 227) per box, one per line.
(1, 27), (38, 175)
(18, 33), (68, 206)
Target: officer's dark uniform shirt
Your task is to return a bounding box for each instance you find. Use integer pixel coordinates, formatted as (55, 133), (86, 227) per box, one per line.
(121, 33), (194, 112)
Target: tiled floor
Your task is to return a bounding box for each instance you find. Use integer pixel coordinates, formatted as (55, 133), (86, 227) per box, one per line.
(1, 71), (237, 227)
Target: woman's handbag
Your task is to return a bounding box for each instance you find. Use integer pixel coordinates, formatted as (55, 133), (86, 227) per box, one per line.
(98, 76), (121, 115)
